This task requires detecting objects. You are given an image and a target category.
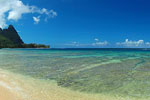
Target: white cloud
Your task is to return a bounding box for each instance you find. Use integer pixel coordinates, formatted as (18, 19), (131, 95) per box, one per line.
(94, 38), (99, 42)
(65, 42), (81, 47)
(116, 39), (150, 47)
(146, 42), (150, 46)
(92, 41), (108, 46)
(93, 38), (108, 46)
(0, 0), (57, 28)
(7, 0), (31, 21)
(0, 14), (6, 28)
(33, 16), (40, 24)
(65, 38), (109, 47)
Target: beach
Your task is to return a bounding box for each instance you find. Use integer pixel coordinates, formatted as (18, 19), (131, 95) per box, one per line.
(0, 69), (112, 100)
(0, 69), (24, 100)
(0, 49), (150, 100)
(0, 69), (149, 100)
(0, 0), (150, 99)
(0, 69), (102, 100)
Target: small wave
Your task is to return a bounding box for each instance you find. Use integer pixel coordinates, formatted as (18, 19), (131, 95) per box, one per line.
(0, 81), (12, 90)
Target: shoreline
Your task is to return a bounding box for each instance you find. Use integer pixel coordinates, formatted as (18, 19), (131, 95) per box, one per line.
(0, 69), (25, 100)
(0, 69), (147, 100)
(0, 69), (103, 100)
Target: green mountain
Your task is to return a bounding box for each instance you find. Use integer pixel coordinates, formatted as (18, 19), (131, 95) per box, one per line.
(0, 25), (50, 48)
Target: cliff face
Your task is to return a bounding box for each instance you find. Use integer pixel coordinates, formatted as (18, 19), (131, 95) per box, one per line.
(0, 25), (50, 48)
(0, 25), (24, 48)
(0, 25), (24, 45)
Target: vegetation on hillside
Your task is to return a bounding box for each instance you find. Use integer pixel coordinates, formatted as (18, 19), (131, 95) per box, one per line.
(0, 25), (50, 48)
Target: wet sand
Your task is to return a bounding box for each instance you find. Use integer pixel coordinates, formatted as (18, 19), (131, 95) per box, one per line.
(0, 69), (102, 100)
(0, 74), (22, 100)
(0, 69), (147, 100)
(0, 86), (20, 100)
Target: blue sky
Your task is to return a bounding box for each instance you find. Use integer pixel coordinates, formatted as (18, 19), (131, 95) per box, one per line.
(1, 0), (150, 48)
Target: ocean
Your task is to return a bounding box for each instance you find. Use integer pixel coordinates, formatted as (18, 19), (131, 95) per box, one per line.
(0, 48), (150, 100)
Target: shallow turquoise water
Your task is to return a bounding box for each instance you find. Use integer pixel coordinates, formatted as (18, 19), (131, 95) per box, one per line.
(0, 48), (150, 99)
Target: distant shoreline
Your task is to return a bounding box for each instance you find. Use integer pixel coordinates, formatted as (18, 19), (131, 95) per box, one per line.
(1, 48), (150, 52)
(1, 48), (150, 49)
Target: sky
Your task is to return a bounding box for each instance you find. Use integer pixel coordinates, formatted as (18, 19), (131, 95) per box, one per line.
(0, 0), (150, 48)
